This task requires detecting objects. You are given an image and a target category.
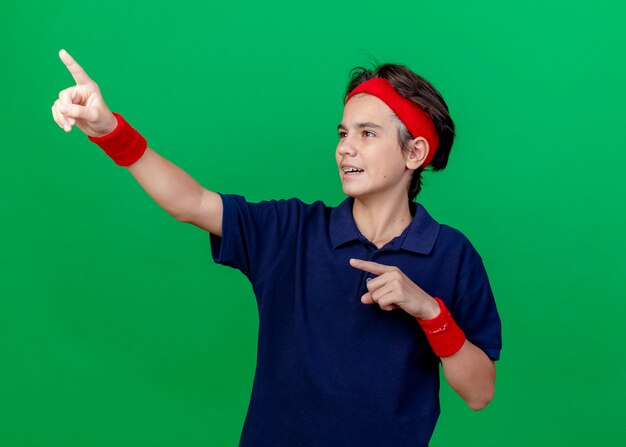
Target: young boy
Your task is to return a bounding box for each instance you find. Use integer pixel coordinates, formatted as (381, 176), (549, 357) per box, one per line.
(52, 49), (502, 446)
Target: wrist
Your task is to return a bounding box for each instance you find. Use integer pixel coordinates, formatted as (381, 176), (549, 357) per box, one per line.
(93, 113), (118, 137)
(88, 112), (147, 166)
(416, 297), (466, 357)
(415, 297), (441, 320)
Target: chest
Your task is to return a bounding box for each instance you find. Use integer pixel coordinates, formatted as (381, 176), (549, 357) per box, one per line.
(254, 230), (456, 338)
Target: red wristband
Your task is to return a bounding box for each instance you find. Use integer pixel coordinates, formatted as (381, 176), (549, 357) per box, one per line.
(88, 112), (147, 166)
(417, 297), (466, 357)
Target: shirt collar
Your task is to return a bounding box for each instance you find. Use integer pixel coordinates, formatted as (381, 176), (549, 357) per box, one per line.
(329, 196), (441, 255)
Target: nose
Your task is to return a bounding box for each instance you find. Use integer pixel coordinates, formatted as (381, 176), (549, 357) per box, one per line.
(337, 136), (357, 157)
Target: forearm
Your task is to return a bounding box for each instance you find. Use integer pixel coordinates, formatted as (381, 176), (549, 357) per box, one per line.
(125, 146), (205, 221)
(440, 339), (496, 411)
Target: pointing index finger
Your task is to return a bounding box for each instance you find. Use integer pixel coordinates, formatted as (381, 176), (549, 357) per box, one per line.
(349, 258), (393, 275)
(59, 49), (93, 85)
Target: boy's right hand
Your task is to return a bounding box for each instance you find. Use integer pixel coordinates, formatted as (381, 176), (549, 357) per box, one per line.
(51, 49), (118, 137)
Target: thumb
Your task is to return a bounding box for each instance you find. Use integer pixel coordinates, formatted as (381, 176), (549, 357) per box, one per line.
(60, 103), (98, 121)
(361, 292), (375, 304)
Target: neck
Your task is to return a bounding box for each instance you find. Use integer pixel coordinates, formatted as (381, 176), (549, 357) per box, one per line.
(352, 193), (413, 249)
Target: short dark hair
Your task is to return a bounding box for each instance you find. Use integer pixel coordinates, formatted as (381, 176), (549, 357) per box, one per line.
(343, 63), (455, 202)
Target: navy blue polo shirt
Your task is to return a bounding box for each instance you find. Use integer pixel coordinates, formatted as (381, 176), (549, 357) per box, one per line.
(209, 193), (502, 447)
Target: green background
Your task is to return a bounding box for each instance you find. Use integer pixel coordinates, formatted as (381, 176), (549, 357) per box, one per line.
(1, 0), (625, 445)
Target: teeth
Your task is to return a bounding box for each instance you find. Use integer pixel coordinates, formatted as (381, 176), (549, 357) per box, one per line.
(343, 167), (363, 173)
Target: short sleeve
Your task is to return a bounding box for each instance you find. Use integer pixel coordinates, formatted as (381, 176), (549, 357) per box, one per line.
(450, 241), (503, 361)
(209, 193), (301, 285)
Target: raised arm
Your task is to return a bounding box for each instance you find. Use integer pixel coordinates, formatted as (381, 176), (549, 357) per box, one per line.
(51, 49), (223, 235)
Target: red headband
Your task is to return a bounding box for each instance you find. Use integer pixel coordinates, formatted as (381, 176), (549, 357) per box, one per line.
(345, 77), (439, 168)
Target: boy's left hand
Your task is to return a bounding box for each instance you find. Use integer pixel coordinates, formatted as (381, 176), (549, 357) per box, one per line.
(349, 258), (440, 320)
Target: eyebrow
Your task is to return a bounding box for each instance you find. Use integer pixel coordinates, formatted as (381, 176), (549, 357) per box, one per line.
(337, 121), (385, 131)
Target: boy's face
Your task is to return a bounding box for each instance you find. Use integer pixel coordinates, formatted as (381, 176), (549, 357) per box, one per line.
(336, 93), (416, 202)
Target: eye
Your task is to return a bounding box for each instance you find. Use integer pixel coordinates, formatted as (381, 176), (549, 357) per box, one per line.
(338, 131), (347, 138)
(362, 130), (375, 137)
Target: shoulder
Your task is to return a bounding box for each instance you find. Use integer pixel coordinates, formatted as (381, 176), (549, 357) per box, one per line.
(439, 224), (481, 253)
(417, 202), (474, 252)
(219, 192), (325, 206)
(433, 220), (485, 268)
(218, 192), (331, 219)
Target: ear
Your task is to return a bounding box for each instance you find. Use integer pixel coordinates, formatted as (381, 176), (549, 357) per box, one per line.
(405, 137), (429, 170)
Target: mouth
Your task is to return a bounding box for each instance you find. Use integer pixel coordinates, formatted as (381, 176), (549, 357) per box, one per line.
(341, 167), (364, 176)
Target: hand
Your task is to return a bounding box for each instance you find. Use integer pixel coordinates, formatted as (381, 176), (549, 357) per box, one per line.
(51, 49), (118, 137)
(349, 258), (441, 319)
